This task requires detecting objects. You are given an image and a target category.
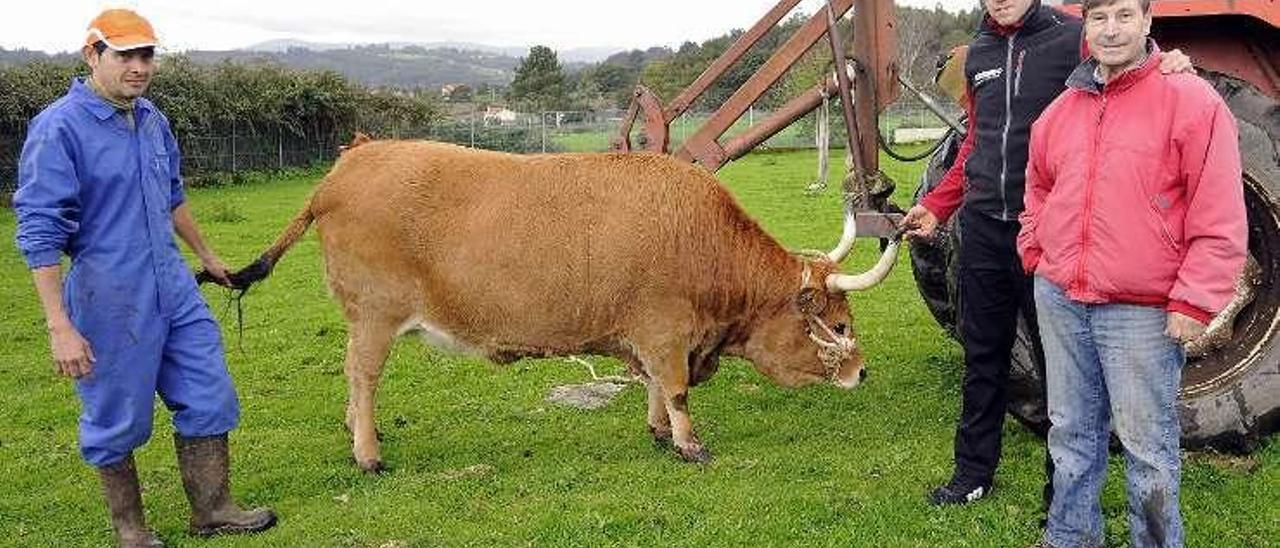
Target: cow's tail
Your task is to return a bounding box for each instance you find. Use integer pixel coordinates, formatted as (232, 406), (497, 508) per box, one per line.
(208, 195), (316, 290)
(202, 133), (370, 290)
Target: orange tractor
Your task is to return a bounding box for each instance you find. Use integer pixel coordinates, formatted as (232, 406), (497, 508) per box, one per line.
(615, 0), (1279, 451)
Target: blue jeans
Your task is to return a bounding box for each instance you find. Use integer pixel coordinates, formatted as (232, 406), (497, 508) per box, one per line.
(1034, 277), (1184, 548)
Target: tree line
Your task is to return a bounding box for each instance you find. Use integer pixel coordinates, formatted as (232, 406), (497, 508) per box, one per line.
(0, 56), (448, 194)
(0, 55), (441, 138)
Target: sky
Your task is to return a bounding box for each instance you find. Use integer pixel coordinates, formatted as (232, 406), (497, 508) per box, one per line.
(1, 0), (980, 55)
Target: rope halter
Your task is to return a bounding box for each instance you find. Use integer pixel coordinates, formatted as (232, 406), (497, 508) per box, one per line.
(799, 262), (859, 381)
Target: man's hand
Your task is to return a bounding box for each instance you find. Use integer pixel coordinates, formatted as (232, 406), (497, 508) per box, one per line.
(1158, 48), (1195, 75)
(903, 205), (940, 241)
(199, 253), (233, 287)
(1166, 311), (1207, 344)
(49, 323), (95, 378)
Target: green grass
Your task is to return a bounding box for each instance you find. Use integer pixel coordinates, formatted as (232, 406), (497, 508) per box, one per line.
(1, 150), (1276, 547)
(553, 130), (613, 153)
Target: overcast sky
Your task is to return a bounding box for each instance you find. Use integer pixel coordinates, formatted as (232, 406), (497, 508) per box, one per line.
(2, 0), (980, 55)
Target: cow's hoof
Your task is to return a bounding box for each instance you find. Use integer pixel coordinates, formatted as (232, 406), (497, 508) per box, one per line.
(357, 459), (386, 474)
(677, 446), (713, 464)
(649, 426), (673, 447)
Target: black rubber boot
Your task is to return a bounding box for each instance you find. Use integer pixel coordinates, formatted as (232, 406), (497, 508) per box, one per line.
(97, 455), (165, 547)
(174, 434), (277, 537)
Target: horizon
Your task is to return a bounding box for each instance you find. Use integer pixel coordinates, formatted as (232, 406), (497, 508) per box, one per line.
(0, 38), (646, 64)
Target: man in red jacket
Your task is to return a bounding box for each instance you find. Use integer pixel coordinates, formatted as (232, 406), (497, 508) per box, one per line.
(902, 0), (1192, 508)
(1019, 0), (1246, 545)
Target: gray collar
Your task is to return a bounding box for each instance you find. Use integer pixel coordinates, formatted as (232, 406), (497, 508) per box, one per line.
(1067, 38), (1156, 94)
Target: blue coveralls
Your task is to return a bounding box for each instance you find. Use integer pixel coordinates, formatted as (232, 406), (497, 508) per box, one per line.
(14, 78), (239, 467)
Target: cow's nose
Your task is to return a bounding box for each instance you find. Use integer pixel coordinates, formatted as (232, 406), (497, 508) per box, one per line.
(859, 369), (868, 381)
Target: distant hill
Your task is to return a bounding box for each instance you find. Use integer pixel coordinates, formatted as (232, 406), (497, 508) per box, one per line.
(244, 40), (619, 63)
(0, 41), (618, 91)
(183, 44), (523, 89)
(0, 48), (77, 66)
(245, 39), (528, 58)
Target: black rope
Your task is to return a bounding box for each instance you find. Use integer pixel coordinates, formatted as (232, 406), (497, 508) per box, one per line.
(212, 285), (251, 355)
(197, 270), (253, 355)
(878, 126), (950, 162)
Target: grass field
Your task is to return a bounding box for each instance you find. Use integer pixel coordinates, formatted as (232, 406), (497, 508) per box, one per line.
(1, 150), (1275, 547)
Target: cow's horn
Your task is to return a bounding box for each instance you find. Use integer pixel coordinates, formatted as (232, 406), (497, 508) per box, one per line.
(825, 240), (900, 292)
(826, 214), (858, 263)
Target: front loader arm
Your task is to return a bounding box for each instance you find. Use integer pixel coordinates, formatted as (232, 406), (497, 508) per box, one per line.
(613, 0), (902, 236)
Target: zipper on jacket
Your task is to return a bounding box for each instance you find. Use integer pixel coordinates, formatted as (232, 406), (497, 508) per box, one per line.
(1076, 95), (1107, 293)
(999, 33), (1019, 221)
(1014, 50), (1026, 97)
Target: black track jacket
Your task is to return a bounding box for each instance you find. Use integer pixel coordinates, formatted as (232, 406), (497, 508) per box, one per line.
(922, 1), (1084, 223)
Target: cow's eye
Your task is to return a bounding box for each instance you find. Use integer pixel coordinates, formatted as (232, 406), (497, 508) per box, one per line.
(833, 323), (847, 335)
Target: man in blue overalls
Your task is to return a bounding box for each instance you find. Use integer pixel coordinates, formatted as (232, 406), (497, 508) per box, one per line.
(13, 9), (276, 547)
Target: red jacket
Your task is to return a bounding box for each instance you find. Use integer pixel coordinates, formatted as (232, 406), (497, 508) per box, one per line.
(1018, 47), (1247, 323)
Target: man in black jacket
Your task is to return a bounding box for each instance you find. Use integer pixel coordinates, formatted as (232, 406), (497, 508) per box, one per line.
(903, 0), (1191, 506)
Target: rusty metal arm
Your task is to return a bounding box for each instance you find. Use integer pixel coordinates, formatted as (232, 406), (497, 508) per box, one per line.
(611, 86), (669, 153)
(664, 0), (803, 122)
(611, 0), (806, 155)
(721, 66), (847, 163)
(824, 1), (866, 176)
(897, 74), (966, 135)
(611, 0), (903, 237)
(614, 0), (899, 173)
(673, 0), (857, 169)
(612, 90), (644, 152)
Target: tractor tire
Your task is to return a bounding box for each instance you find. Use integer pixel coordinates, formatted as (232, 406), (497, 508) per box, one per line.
(909, 74), (1280, 451)
(909, 128), (963, 339)
(1177, 72), (1280, 451)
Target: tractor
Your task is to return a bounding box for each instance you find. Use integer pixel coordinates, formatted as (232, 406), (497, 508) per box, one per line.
(614, 0), (1279, 452)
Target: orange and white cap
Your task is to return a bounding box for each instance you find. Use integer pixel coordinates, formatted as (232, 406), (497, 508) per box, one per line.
(85, 9), (157, 51)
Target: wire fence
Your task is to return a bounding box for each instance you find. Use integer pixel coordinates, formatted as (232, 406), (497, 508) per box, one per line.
(0, 119), (348, 200)
(179, 122), (340, 175)
(0, 127), (18, 202)
(1, 95), (957, 202)
(422, 95), (957, 155)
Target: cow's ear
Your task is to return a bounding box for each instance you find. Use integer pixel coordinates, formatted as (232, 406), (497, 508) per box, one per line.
(795, 287), (827, 315)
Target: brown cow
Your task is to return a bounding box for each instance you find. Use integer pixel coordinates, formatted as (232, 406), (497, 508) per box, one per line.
(231, 139), (898, 471)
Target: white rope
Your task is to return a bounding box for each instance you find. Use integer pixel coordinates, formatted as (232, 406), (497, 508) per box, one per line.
(842, 149), (861, 206)
(567, 356), (640, 384)
(806, 91), (831, 194)
(806, 314), (858, 380)
(797, 259), (857, 380)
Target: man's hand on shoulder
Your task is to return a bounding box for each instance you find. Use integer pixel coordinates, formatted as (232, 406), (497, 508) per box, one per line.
(1159, 49), (1196, 75)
